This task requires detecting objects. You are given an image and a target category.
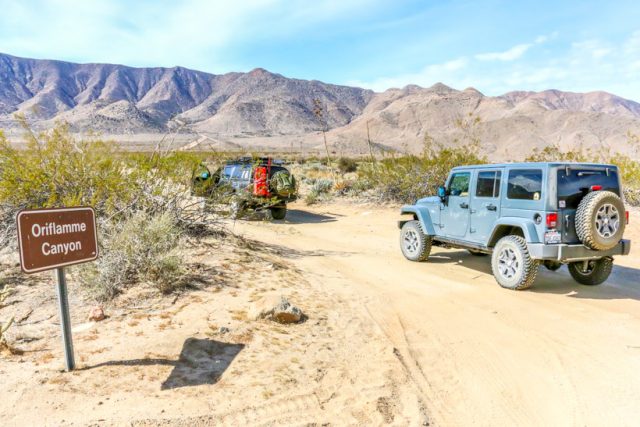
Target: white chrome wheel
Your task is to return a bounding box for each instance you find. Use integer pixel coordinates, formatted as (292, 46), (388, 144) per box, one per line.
(595, 203), (620, 238)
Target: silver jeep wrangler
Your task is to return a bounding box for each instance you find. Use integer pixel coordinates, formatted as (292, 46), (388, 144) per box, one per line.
(399, 162), (631, 290)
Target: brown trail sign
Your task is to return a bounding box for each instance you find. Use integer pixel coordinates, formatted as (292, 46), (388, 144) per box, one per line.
(17, 207), (98, 273)
(16, 206), (99, 371)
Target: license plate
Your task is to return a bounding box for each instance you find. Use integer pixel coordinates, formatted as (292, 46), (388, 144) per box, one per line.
(544, 230), (561, 244)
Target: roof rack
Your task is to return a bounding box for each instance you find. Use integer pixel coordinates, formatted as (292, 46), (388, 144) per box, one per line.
(226, 157), (285, 165)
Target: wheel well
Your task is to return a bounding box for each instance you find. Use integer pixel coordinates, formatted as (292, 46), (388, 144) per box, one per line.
(488, 225), (525, 247)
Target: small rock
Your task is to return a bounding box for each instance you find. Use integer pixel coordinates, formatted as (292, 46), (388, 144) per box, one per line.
(219, 327), (230, 334)
(88, 306), (105, 322)
(248, 295), (303, 324)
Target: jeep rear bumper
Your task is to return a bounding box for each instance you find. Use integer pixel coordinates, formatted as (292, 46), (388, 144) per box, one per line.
(528, 239), (631, 262)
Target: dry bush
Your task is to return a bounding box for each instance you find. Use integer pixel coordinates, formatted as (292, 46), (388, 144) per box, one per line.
(78, 211), (186, 301)
(526, 139), (640, 206)
(357, 138), (485, 203)
(0, 121), (225, 301)
(337, 157), (358, 174)
(304, 178), (334, 205)
(0, 285), (14, 350)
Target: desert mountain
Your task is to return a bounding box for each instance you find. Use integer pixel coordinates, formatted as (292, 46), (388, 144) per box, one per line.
(328, 84), (640, 159)
(1, 52), (639, 159)
(0, 53), (372, 136)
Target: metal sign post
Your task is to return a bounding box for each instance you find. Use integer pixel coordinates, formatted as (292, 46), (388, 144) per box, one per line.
(55, 268), (75, 371)
(16, 206), (98, 372)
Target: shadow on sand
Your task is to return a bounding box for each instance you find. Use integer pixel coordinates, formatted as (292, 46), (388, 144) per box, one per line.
(83, 338), (244, 390)
(428, 248), (640, 301)
(277, 209), (340, 224)
(237, 208), (340, 224)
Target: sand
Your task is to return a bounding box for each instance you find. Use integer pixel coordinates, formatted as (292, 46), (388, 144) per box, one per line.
(1, 202), (639, 426)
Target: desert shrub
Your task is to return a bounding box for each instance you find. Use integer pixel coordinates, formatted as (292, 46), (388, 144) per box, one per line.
(304, 179), (334, 205)
(0, 286), (14, 350)
(358, 140), (485, 203)
(526, 142), (640, 206)
(0, 123), (219, 249)
(305, 192), (319, 206)
(333, 180), (353, 195)
(78, 211), (186, 301)
(312, 179), (334, 194)
(0, 122), (224, 300)
(0, 124), (134, 214)
(337, 157), (358, 174)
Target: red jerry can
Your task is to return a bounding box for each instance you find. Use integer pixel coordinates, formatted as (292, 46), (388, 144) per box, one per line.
(254, 166), (269, 197)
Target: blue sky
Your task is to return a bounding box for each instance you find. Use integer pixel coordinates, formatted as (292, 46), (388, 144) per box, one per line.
(1, 0), (639, 100)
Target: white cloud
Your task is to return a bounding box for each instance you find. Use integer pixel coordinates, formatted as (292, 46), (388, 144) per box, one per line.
(352, 31), (640, 101)
(475, 43), (532, 61)
(475, 33), (552, 62)
(572, 40), (612, 59)
(347, 58), (469, 92)
(0, 0), (377, 71)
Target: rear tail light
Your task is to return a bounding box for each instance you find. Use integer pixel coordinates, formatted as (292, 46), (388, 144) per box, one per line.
(546, 212), (558, 228)
(626, 211), (630, 225)
(590, 185), (602, 191)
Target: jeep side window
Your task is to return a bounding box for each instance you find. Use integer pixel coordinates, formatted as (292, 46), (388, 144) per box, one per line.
(222, 165), (236, 180)
(507, 169), (542, 200)
(476, 171), (501, 198)
(448, 172), (470, 196)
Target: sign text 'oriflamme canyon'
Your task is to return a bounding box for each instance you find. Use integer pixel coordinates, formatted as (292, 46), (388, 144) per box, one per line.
(17, 207), (98, 273)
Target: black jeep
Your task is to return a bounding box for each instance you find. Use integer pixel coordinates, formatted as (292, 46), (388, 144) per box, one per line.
(193, 157), (298, 220)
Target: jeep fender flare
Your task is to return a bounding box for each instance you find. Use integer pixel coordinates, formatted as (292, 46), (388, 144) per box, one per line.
(398, 205), (436, 235)
(488, 218), (541, 247)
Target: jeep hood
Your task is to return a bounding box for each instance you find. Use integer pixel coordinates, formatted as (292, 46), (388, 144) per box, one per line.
(416, 196), (441, 205)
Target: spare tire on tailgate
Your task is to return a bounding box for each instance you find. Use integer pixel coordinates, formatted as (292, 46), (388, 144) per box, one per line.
(270, 170), (297, 198)
(575, 190), (625, 250)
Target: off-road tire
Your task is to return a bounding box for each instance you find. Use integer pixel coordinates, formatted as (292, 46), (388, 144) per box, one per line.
(491, 235), (540, 290)
(543, 260), (562, 271)
(400, 221), (432, 262)
(575, 191), (625, 250)
(568, 257), (613, 286)
(270, 206), (287, 220)
(468, 249), (488, 256)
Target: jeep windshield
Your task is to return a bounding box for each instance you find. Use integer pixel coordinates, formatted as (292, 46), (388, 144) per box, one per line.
(557, 167), (620, 209)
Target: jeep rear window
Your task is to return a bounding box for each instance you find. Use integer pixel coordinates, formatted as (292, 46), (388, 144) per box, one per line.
(507, 169), (542, 200)
(557, 168), (620, 209)
(222, 165), (252, 180)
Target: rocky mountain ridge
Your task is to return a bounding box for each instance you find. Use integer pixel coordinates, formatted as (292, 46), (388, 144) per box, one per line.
(1, 52), (639, 159)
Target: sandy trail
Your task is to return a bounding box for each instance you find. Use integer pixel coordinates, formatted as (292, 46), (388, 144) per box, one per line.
(235, 202), (640, 426)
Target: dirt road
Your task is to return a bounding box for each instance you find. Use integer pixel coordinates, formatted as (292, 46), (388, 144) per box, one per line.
(235, 202), (640, 426)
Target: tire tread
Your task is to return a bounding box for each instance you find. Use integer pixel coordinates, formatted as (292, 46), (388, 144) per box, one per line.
(491, 235), (539, 290)
(400, 220), (432, 262)
(568, 257), (613, 286)
(575, 191), (625, 250)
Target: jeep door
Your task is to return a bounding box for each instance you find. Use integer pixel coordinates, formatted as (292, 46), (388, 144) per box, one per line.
(470, 169), (502, 244)
(443, 171), (471, 238)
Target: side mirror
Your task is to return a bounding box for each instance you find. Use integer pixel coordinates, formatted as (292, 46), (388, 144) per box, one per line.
(437, 186), (446, 199)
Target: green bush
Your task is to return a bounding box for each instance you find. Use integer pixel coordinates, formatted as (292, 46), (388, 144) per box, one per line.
(357, 141), (485, 203)
(337, 157), (358, 174)
(0, 123), (207, 217)
(526, 142), (640, 206)
(0, 122), (222, 300)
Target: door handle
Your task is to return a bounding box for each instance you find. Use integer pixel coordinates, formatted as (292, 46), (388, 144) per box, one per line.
(486, 204), (497, 211)
(460, 202), (469, 209)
